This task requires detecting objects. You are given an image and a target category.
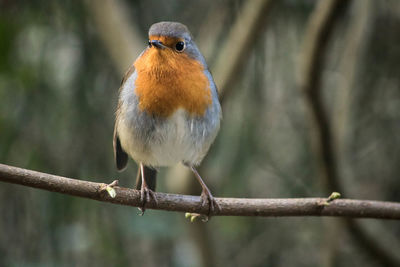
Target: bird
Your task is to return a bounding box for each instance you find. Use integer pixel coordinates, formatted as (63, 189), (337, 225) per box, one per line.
(113, 21), (222, 215)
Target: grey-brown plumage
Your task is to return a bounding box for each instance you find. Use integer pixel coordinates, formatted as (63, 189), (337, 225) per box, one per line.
(149, 21), (191, 39)
(113, 71), (157, 192)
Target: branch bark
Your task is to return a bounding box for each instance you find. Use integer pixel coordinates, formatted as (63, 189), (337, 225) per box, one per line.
(1, 163), (400, 219)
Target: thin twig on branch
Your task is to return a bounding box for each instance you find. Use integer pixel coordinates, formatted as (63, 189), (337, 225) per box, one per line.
(1, 163), (400, 219)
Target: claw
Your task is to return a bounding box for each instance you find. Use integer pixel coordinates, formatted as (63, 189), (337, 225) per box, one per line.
(200, 188), (221, 216)
(140, 186), (157, 204)
(186, 165), (221, 217)
(139, 183), (158, 214)
(138, 163), (158, 215)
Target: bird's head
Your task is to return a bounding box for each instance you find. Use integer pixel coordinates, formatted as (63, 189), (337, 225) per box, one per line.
(145, 21), (205, 65)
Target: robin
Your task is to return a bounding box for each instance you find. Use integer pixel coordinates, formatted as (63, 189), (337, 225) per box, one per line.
(113, 21), (222, 214)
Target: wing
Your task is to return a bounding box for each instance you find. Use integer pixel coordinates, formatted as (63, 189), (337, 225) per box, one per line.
(113, 63), (136, 171)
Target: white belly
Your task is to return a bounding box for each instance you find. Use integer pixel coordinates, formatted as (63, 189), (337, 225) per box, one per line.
(118, 108), (211, 167)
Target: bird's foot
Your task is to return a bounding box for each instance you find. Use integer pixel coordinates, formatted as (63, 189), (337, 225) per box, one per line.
(200, 187), (221, 216)
(138, 185), (158, 215)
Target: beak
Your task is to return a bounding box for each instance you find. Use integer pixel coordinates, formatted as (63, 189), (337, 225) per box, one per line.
(149, 40), (166, 49)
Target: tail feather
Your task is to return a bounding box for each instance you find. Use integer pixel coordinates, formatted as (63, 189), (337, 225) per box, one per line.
(113, 130), (128, 171)
(135, 165), (157, 191)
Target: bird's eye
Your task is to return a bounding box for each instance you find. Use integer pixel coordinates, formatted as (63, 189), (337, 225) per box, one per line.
(175, 41), (185, 52)
(148, 40), (152, 47)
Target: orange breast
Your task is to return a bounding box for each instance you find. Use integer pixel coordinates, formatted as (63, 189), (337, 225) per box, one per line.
(134, 46), (211, 117)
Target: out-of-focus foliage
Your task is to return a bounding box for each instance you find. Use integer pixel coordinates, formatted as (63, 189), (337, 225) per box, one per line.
(1, 0), (400, 266)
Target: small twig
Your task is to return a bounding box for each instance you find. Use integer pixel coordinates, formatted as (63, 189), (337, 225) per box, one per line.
(99, 179), (119, 198)
(318, 192), (342, 206)
(1, 163), (400, 219)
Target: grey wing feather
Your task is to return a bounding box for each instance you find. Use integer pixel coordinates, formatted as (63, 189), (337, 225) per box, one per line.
(113, 63), (137, 171)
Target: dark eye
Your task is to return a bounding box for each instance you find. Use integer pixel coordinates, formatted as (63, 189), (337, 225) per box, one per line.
(148, 40), (151, 47)
(175, 41), (185, 52)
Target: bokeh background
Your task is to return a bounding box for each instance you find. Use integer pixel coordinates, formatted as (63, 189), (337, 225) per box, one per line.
(1, 0), (400, 266)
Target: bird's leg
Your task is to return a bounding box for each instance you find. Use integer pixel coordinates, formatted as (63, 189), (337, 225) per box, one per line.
(139, 163), (157, 214)
(189, 165), (220, 215)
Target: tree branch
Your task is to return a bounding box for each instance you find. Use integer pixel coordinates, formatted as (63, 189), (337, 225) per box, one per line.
(1, 163), (400, 219)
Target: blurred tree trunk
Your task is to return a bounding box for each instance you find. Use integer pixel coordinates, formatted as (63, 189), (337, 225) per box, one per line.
(299, 0), (400, 266)
(85, 0), (143, 74)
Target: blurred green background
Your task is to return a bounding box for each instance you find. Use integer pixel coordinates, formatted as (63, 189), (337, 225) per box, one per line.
(1, 0), (400, 266)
